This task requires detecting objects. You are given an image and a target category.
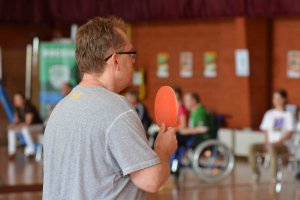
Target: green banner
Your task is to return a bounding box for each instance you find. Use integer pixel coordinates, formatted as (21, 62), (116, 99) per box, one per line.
(39, 42), (78, 119)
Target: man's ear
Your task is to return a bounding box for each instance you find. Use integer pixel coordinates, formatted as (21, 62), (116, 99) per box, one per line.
(111, 54), (121, 71)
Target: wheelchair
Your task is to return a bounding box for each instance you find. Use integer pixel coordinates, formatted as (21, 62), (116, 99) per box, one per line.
(148, 114), (235, 184)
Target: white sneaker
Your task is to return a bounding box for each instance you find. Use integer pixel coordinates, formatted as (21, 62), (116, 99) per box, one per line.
(24, 146), (35, 157)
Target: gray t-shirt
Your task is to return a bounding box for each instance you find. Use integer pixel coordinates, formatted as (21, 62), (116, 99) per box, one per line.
(43, 85), (160, 200)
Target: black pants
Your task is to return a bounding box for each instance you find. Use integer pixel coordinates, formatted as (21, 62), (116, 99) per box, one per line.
(176, 133), (193, 148)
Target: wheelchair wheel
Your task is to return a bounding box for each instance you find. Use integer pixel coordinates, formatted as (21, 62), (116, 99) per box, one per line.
(192, 140), (234, 183)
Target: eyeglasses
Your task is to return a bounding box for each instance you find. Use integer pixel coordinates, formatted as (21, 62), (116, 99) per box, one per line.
(104, 51), (137, 62)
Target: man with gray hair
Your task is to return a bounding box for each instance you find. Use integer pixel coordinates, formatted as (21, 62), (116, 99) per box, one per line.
(43, 17), (177, 200)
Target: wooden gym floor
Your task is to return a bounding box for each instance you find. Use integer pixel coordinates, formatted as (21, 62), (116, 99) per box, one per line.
(1, 147), (300, 200)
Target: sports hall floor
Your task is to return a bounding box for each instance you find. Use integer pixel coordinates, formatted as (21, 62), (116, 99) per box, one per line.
(0, 147), (300, 200)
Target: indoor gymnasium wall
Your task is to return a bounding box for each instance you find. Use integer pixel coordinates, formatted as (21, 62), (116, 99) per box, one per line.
(2, 16), (297, 138)
(246, 19), (271, 129)
(272, 17), (300, 111)
(132, 18), (258, 128)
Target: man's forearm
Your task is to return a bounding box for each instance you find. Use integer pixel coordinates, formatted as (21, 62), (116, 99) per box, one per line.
(129, 150), (172, 193)
(130, 125), (177, 193)
(154, 150), (171, 187)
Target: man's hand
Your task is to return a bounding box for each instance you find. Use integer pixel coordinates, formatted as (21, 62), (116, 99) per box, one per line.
(130, 124), (177, 193)
(154, 124), (177, 158)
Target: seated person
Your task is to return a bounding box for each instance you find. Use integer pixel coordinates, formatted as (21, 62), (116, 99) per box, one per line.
(7, 93), (43, 159)
(248, 89), (295, 182)
(125, 89), (151, 131)
(172, 86), (189, 129)
(178, 92), (211, 147)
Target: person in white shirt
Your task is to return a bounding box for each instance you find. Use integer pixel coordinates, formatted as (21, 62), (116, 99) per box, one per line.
(248, 89), (295, 181)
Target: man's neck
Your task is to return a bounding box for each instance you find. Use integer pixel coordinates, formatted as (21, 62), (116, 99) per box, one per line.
(80, 73), (117, 92)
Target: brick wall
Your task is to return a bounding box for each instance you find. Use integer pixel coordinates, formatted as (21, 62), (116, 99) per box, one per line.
(2, 16), (299, 140)
(132, 19), (257, 128)
(273, 17), (300, 109)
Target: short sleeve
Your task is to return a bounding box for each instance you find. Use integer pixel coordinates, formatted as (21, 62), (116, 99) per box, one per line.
(285, 112), (295, 132)
(260, 112), (270, 131)
(107, 110), (160, 176)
